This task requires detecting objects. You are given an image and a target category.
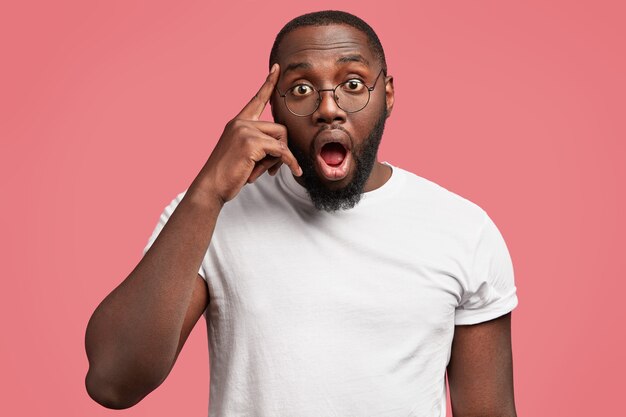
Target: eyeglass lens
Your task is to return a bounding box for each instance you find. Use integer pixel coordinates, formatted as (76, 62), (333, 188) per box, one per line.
(284, 80), (371, 116)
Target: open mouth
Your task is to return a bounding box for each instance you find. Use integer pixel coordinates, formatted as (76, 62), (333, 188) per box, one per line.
(320, 142), (347, 167)
(315, 141), (352, 181)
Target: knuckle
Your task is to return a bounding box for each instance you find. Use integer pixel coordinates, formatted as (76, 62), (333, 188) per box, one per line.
(237, 126), (255, 141)
(238, 125), (250, 137)
(226, 118), (243, 132)
(231, 119), (245, 130)
(241, 135), (255, 147)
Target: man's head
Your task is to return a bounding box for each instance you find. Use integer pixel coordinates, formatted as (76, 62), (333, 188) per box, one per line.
(269, 11), (388, 78)
(268, 11), (394, 212)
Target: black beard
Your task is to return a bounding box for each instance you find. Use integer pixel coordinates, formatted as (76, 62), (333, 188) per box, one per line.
(286, 109), (388, 212)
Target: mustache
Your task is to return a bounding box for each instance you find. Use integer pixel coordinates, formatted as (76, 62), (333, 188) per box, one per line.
(312, 124), (353, 153)
(314, 124), (350, 138)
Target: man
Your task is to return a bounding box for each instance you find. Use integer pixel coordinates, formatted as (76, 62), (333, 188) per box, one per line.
(85, 10), (518, 417)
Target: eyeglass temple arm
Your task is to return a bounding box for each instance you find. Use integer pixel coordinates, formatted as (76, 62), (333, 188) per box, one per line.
(368, 68), (385, 91)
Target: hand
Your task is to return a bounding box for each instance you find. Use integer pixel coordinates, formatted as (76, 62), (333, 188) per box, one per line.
(196, 63), (302, 204)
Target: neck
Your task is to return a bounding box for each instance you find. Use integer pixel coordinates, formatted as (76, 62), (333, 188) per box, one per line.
(363, 160), (392, 192)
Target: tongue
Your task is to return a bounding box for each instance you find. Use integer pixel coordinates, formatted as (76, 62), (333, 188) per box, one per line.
(320, 143), (346, 166)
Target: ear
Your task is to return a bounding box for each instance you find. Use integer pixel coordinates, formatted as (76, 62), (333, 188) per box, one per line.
(384, 75), (395, 118)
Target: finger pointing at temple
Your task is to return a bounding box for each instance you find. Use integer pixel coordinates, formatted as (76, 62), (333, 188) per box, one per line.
(236, 63), (280, 121)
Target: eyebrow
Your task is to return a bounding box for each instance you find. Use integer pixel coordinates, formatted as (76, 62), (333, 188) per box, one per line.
(283, 61), (313, 74)
(282, 54), (370, 75)
(336, 54), (370, 66)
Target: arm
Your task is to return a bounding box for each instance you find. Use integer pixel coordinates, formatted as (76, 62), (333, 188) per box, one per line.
(446, 312), (517, 417)
(84, 188), (221, 409)
(84, 64), (302, 409)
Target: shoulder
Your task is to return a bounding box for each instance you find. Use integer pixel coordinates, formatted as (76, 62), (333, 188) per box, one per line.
(389, 164), (488, 230)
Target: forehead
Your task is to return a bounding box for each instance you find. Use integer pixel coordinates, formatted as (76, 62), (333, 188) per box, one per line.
(275, 24), (375, 70)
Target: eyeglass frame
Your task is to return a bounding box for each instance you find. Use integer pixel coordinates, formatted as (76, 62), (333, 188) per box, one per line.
(274, 68), (385, 117)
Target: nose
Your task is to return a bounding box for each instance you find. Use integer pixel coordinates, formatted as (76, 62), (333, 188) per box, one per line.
(313, 89), (347, 124)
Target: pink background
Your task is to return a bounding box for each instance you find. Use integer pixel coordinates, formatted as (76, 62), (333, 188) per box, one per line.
(1, 1), (624, 415)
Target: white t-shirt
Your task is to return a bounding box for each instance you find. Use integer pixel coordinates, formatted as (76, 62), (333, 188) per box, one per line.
(143, 162), (518, 417)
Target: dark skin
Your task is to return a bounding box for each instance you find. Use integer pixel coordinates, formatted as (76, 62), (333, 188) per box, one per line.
(265, 24), (394, 192)
(448, 312), (517, 417)
(85, 24), (517, 416)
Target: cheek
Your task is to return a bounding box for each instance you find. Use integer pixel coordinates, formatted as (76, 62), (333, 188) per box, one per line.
(350, 112), (378, 137)
(280, 120), (311, 151)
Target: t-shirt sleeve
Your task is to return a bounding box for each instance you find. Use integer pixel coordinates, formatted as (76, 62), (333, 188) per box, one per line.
(142, 191), (207, 280)
(454, 212), (519, 325)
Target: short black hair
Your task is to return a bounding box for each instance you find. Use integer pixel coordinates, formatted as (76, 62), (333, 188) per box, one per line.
(269, 10), (387, 75)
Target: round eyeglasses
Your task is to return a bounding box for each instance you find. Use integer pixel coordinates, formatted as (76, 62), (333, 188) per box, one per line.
(275, 68), (384, 117)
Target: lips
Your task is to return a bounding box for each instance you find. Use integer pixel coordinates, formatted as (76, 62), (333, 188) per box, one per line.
(313, 129), (352, 181)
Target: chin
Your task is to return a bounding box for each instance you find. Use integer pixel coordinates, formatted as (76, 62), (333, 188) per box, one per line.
(317, 169), (356, 191)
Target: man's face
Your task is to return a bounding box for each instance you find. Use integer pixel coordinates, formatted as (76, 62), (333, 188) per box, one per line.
(270, 24), (394, 211)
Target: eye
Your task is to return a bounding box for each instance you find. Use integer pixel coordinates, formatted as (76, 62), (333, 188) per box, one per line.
(341, 79), (366, 93)
(289, 84), (315, 97)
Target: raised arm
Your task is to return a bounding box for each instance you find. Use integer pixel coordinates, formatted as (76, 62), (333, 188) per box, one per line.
(84, 64), (302, 409)
(446, 312), (517, 417)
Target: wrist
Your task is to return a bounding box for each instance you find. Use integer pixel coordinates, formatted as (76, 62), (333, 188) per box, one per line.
(186, 176), (226, 210)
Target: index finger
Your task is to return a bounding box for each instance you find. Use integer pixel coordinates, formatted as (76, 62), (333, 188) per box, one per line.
(236, 63), (280, 121)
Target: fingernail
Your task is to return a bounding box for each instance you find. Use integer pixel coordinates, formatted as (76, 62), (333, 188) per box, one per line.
(270, 63), (278, 74)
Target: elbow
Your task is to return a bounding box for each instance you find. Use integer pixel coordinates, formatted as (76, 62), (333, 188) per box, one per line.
(85, 368), (156, 410)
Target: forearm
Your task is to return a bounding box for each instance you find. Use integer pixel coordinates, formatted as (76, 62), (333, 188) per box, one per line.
(85, 180), (222, 407)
